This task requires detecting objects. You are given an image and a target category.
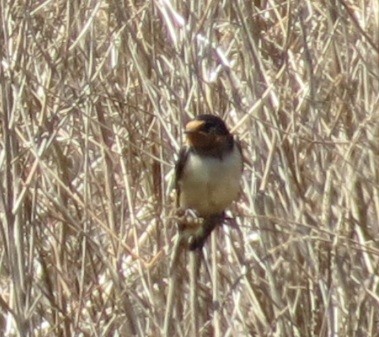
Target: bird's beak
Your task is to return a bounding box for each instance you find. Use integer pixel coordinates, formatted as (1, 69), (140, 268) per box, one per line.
(185, 120), (205, 134)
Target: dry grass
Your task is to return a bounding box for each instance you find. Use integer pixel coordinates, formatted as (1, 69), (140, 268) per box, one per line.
(1, 0), (379, 336)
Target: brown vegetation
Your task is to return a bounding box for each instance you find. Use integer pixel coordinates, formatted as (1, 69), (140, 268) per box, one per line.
(1, 0), (378, 336)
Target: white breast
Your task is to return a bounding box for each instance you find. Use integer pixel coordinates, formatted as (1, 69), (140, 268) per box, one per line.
(179, 146), (242, 215)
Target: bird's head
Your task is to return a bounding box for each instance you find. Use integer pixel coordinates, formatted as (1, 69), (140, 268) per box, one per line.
(185, 114), (232, 155)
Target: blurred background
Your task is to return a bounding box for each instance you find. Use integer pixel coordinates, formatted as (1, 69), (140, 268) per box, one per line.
(0, 0), (378, 336)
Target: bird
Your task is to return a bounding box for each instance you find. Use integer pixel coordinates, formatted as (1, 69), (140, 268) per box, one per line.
(174, 114), (243, 250)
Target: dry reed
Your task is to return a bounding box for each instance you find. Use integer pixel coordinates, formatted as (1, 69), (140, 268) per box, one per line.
(1, 0), (378, 336)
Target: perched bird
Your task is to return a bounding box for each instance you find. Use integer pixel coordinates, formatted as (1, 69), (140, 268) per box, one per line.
(175, 114), (243, 250)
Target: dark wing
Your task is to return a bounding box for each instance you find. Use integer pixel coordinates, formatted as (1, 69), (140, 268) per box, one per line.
(174, 146), (190, 208)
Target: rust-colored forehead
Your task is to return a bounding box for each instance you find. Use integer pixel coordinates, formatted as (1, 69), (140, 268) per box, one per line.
(185, 119), (206, 133)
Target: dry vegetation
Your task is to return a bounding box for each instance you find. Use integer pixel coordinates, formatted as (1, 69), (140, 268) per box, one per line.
(1, 0), (379, 336)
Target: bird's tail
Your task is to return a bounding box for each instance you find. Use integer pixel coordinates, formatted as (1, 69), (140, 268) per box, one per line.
(188, 214), (224, 250)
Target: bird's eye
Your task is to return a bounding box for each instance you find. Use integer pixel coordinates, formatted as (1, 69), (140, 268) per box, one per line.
(203, 123), (214, 133)
(202, 122), (227, 135)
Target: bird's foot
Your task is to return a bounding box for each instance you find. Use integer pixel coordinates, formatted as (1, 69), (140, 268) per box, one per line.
(188, 214), (225, 251)
(175, 208), (203, 232)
